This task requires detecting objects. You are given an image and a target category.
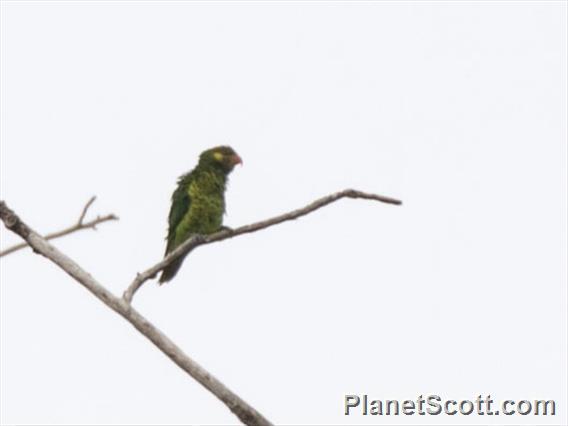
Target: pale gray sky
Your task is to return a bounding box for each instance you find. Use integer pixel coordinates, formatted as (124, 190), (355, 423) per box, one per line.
(1, 1), (566, 425)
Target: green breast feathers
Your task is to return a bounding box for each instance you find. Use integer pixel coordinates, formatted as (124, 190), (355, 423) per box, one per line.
(158, 146), (242, 284)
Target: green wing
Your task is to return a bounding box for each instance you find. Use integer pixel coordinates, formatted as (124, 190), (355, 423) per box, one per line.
(159, 174), (193, 284)
(165, 174), (192, 255)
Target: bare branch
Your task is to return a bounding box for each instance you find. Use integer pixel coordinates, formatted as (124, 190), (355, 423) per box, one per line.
(78, 195), (96, 225)
(123, 189), (401, 303)
(0, 197), (118, 257)
(0, 201), (272, 426)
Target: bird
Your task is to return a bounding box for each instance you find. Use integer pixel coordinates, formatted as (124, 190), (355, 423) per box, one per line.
(158, 146), (242, 284)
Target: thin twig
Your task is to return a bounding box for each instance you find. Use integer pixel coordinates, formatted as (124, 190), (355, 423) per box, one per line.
(123, 189), (401, 303)
(0, 197), (118, 257)
(78, 196), (97, 225)
(0, 201), (272, 426)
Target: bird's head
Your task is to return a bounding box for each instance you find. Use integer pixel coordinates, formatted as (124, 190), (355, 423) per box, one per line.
(200, 146), (242, 174)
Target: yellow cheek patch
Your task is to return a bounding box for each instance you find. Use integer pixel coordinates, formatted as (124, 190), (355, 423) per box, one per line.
(213, 152), (224, 162)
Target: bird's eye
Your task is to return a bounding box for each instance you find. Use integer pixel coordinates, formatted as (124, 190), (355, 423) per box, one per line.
(213, 152), (224, 162)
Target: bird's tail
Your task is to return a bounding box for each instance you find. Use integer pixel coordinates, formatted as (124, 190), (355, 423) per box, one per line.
(158, 256), (185, 285)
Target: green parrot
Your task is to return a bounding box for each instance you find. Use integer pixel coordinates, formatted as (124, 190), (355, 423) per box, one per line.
(158, 146), (242, 284)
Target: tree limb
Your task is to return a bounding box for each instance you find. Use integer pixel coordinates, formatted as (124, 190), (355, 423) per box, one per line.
(0, 196), (118, 257)
(123, 189), (402, 303)
(0, 201), (272, 426)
